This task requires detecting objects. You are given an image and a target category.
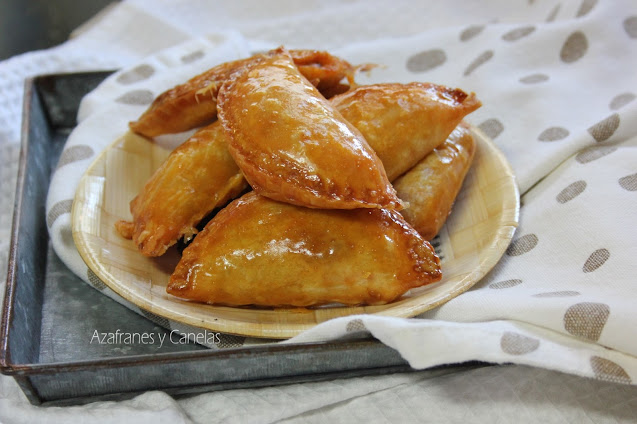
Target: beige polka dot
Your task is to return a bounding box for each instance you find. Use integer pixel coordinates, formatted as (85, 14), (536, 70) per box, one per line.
(576, 0), (598, 17)
(477, 118), (504, 139)
(46, 199), (73, 228)
(116, 90), (154, 105)
(181, 50), (205, 64)
(87, 269), (107, 291)
(624, 16), (637, 39)
(140, 308), (170, 329)
(533, 291), (580, 298)
(619, 173), (637, 191)
(460, 25), (485, 41)
(546, 4), (560, 22)
(502, 26), (535, 42)
(575, 145), (617, 164)
(538, 126), (569, 141)
(346, 318), (368, 333)
(610, 92), (636, 110)
(489, 279), (523, 289)
(61, 226), (74, 250)
(590, 356), (632, 384)
(520, 73), (549, 84)
(560, 31), (588, 63)
(583, 248), (610, 273)
(217, 333), (246, 348)
(588, 113), (620, 142)
(506, 234), (538, 256)
(56, 145), (94, 169)
(464, 50), (494, 76)
(406, 49), (447, 72)
(556, 180), (586, 203)
(116, 64), (155, 85)
(500, 332), (540, 355)
(564, 302), (610, 341)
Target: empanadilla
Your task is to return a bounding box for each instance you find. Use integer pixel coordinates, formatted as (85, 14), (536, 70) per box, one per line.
(115, 121), (248, 256)
(217, 48), (402, 210)
(394, 122), (477, 240)
(117, 82), (480, 256)
(331, 82), (481, 181)
(129, 49), (359, 138)
(167, 192), (441, 307)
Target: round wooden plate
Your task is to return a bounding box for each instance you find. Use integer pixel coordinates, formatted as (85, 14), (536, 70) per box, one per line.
(72, 126), (519, 339)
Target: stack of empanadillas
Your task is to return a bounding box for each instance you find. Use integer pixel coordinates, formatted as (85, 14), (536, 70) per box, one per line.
(116, 47), (481, 308)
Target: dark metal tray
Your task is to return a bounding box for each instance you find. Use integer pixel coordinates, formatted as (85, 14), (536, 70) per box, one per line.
(0, 72), (480, 406)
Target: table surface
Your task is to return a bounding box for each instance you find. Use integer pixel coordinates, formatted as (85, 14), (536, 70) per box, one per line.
(0, 0), (115, 61)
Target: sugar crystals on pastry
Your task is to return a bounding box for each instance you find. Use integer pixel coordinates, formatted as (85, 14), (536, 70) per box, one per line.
(331, 82), (481, 181)
(217, 47), (403, 210)
(167, 192), (441, 307)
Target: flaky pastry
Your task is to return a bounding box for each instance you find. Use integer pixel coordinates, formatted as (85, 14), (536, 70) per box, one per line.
(129, 50), (358, 138)
(394, 122), (477, 240)
(217, 48), (402, 210)
(116, 121), (247, 256)
(112, 45), (486, 311)
(167, 192), (441, 307)
(331, 83), (481, 181)
(118, 80), (482, 256)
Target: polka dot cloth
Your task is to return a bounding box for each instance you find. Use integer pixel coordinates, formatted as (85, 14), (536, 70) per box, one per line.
(44, 0), (637, 384)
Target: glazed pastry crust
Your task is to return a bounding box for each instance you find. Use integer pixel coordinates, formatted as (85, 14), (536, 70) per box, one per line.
(217, 48), (403, 210)
(167, 192), (441, 307)
(119, 82), (479, 256)
(393, 122), (477, 240)
(129, 59), (233, 138)
(119, 81), (478, 256)
(129, 50), (357, 138)
(331, 83), (481, 181)
(289, 49), (357, 98)
(116, 121), (248, 256)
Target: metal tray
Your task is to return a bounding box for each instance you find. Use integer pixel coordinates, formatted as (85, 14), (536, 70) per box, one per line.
(0, 72), (482, 406)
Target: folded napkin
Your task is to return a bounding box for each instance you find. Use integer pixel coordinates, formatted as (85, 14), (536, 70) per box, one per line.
(44, 0), (637, 387)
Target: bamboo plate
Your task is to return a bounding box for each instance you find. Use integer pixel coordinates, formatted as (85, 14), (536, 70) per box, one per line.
(72, 126), (519, 339)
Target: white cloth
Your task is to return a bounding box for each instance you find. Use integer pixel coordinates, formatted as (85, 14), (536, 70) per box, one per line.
(2, 0), (637, 422)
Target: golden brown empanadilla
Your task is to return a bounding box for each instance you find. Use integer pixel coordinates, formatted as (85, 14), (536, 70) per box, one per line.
(115, 121), (248, 257)
(217, 48), (402, 210)
(331, 83), (481, 181)
(393, 122), (477, 240)
(120, 81), (478, 256)
(167, 192), (441, 307)
(129, 49), (358, 138)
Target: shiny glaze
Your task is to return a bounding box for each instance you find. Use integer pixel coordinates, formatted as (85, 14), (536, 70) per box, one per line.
(120, 78), (480, 255)
(331, 82), (481, 181)
(394, 122), (477, 240)
(118, 81), (479, 256)
(116, 121), (248, 256)
(129, 49), (357, 138)
(217, 48), (402, 210)
(167, 192), (441, 307)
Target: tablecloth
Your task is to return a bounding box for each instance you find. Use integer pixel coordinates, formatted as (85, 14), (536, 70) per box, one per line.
(2, 1), (637, 422)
